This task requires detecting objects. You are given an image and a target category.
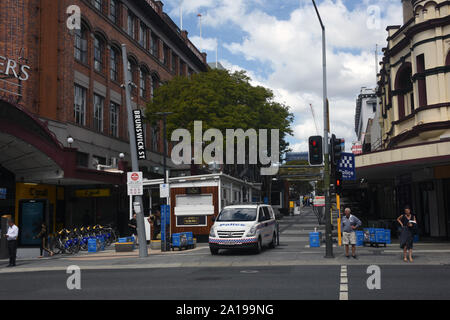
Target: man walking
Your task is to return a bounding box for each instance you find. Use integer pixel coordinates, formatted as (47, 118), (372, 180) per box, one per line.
(341, 208), (361, 259)
(4, 219), (19, 267)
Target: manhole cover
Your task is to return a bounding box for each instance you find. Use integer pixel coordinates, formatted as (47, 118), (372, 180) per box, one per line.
(240, 270), (259, 274)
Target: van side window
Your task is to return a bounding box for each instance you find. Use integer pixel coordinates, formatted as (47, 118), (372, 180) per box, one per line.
(263, 207), (271, 220)
(258, 207), (266, 222)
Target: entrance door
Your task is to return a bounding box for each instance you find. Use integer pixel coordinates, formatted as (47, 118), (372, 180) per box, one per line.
(18, 199), (46, 246)
(444, 179), (450, 239)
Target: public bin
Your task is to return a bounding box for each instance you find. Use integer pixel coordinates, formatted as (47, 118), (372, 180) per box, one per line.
(309, 232), (320, 248)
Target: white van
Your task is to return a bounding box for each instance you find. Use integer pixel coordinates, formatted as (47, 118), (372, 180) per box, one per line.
(209, 204), (278, 255)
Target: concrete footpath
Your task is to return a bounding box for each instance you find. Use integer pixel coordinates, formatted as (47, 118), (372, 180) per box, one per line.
(1, 207), (450, 274)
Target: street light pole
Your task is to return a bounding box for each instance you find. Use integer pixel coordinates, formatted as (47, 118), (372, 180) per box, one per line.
(122, 44), (148, 258)
(312, 0), (333, 258)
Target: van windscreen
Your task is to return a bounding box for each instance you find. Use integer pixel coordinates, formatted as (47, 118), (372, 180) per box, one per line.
(217, 208), (257, 222)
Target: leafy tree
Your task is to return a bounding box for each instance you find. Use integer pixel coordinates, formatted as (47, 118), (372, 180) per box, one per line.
(146, 69), (294, 178)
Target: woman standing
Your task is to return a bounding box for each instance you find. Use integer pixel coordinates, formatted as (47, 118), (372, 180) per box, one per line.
(397, 205), (417, 262)
(33, 222), (54, 258)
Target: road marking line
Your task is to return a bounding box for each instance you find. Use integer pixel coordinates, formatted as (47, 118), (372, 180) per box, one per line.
(340, 292), (348, 300)
(339, 265), (349, 300)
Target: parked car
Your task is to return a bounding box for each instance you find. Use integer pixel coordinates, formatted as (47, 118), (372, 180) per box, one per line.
(208, 204), (278, 255)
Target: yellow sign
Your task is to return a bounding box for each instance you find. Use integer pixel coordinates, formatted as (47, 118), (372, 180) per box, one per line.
(289, 201), (295, 208)
(75, 189), (111, 198)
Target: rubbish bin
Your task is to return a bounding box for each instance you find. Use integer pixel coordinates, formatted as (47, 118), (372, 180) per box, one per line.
(309, 232), (320, 248)
(0, 215), (11, 259)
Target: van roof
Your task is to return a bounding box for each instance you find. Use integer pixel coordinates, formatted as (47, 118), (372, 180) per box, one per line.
(223, 204), (269, 209)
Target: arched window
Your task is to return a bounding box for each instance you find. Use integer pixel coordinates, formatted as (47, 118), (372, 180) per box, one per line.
(94, 35), (105, 73)
(110, 46), (120, 81)
(74, 24), (88, 63)
(394, 63), (413, 119)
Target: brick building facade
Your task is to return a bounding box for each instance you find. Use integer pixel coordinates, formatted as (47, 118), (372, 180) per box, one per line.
(0, 0), (207, 242)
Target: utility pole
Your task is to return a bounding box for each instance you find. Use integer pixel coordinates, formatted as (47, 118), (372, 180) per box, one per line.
(312, 0), (333, 258)
(198, 13), (202, 51)
(122, 44), (148, 258)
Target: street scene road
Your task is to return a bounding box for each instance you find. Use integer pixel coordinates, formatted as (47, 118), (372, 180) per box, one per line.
(2, 208), (450, 300)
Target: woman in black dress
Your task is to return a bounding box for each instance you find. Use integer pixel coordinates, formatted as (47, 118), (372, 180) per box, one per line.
(397, 205), (417, 262)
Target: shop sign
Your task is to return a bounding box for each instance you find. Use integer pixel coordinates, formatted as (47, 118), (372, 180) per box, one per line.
(177, 216), (206, 226)
(75, 189), (111, 198)
(186, 187), (201, 195)
(0, 55), (31, 81)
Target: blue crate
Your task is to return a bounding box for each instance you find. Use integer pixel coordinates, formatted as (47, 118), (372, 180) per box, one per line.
(356, 231), (364, 246)
(375, 228), (385, 243)
(385, 229), (391, 244)
(88, 238), (97, 253)
(309, 232), (320, 247)
(118, 237), (128, 243)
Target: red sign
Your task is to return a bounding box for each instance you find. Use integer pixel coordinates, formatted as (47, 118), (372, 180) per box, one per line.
(131, 173), (139, 181)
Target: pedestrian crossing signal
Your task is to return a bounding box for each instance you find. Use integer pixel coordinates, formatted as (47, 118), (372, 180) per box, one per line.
(335, 171), (343, 195)
(308, 136), (323, 166)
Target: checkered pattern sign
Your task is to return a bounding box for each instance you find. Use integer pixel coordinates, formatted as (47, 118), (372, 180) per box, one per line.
(338, 152), (356, 181)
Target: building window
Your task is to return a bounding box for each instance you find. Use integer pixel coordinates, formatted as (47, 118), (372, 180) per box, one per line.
(76, 152), (89, 167)
(74, 85), (87, 126)
(416, 54), (427, 108)
(179, 60), (186, 76)
(171, 53), (177, 73)
(394, 63), (412, 120)
(127, 10), (136, 39)
(139, 23), (147, 48)
(140, 68), (148, 98)
(110, 102), (119, 137)
(446, 51), (450, 66)
(150, 33), (159, 57)
(151, 74), (159, 99)
(188, 68), (194, 78)
(74, 25), (88, 64)
(93, 94), (104, 132)
(94, 36), (105, 73)
(109, 0), (118, 24)
(163, 44), (169, 66)
(93, 0), (103, 12)
(110, 47), (119, 81)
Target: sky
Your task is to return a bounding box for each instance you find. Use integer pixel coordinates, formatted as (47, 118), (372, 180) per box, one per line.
(161, 0), (404, 153)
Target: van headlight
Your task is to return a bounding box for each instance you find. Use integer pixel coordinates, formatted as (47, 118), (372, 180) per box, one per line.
(247, 226), (257, 237)
(209, 226), (216, 237)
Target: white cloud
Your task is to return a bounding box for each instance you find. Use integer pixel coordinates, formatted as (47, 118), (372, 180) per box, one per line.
(166, 0), (404, 152)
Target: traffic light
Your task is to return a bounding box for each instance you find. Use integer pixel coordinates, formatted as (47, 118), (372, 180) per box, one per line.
(335, 170), (343, 196)
(308, 136), (323, 166)
(330, 134), (343, 166)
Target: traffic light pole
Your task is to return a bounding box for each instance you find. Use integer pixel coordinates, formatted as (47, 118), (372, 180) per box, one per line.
(312, 0), (334, 258)
(122, 44), (148, 258)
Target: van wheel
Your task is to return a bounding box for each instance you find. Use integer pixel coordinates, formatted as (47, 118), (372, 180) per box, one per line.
(269, 233), (276, 249)
(210, 247), (219, 255)
(254, 237), (263, 254)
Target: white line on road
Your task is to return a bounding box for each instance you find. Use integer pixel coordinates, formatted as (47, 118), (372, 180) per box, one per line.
(339, 265), (349, 301)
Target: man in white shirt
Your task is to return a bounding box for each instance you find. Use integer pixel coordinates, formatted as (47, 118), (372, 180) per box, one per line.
(4, 219), (19, 267)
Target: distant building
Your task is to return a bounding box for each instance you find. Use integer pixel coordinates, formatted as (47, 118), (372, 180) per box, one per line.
(285, 152), (308, 163)
(208, 62), (226, 70)
(354, 87), (378, 152)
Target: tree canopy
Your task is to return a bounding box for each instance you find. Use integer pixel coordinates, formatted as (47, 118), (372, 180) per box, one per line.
(145, 69), (294, 158)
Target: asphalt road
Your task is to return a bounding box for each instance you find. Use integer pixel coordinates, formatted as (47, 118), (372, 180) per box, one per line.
(1, 209), (450, 300)
(1, 265), (450, 300)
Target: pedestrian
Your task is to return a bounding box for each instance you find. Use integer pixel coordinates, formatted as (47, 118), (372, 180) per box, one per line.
(397, 205), (417, 262)
(33, 222), (54, 258)
(341, 208), (362, 259)
(3, 219), (18, 267)
(152, 209), (161, 240)
(128, 213), (138, 244)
